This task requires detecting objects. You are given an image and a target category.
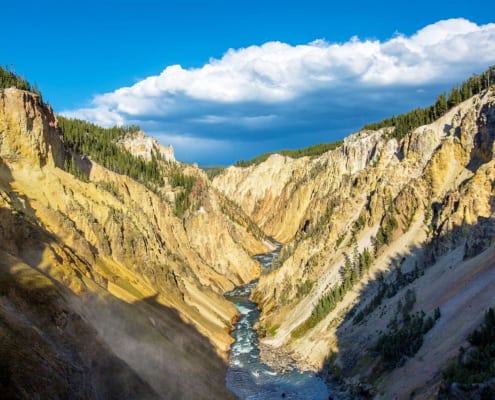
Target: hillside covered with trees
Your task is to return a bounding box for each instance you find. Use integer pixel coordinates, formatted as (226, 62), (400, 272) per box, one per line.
(234, 141), (343, 167)
(58, 117), (163, 187)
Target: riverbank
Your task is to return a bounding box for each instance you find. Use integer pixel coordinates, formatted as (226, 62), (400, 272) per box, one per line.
(258, 342), (302, 373)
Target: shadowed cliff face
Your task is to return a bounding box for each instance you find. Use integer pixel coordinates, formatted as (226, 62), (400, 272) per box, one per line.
(0, 254), (161, 400)
(0, 162), (157, 399)
(0, 161), (237, 399)
(0, 244), (235, 400)
(214, 88), (495, 397)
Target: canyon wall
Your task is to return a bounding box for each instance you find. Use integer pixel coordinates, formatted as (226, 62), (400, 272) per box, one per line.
(214, 88), (495, 398)
(0, 88), (270, 399)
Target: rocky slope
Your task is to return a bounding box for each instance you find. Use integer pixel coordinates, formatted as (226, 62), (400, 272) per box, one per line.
(0, 87), (270, 399)
(118, 129), (175, 161)
(214, 87), (495, 398)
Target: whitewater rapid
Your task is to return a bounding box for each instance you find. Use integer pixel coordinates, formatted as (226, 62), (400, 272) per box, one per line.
(225, 248), (330, 400)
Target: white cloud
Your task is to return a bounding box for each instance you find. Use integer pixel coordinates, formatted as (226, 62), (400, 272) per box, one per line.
(61, 18), (495, 164)
(62, 106), (125, 127)
(410, 18), (479, 46)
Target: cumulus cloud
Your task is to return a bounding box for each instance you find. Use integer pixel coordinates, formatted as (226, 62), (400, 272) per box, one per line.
(62, 18), (495, 164)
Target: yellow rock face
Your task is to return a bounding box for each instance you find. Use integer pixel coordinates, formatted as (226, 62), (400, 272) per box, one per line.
(0, 88), (269, 399)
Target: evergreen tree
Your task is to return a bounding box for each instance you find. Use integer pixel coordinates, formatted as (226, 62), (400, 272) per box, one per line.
(0, 65), (35, 93)
(460, 81), (472, 101)
(447, 86), (462, 108)
(234, 140), (343, 167)
(434, 92), (448, 118)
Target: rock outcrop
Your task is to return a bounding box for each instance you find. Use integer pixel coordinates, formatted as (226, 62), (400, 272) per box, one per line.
(118, 129), (175, 162)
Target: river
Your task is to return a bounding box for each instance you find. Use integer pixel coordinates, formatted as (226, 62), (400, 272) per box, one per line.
(225, 248), (330, 400)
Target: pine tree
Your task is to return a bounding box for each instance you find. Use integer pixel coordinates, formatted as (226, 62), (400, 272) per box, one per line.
(447, 86), (462, 108)
(434, 92), (448, 118)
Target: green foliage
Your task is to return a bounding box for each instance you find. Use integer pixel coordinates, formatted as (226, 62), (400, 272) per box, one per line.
(266, 324), (280, 336)
(200, 165), (226, 179)
(168, 169), (205, 217)
(174, 191), (190, 218)
(352, 210), (368, 234)
(335, 231), (346, 249)
(292, 247), (374, 338)
(360, 247), (373, 275)
(440, 308), (495, 394)
(63, 156), (88, 182)
(166, 163), (207, 217)
(398, 288), (416, 315)
(168, 170), (197, 191)
(59, 117), (208, 218)
(353, 263), (422, 325)
(434, 92), (448, 117)
(234, 141), (343, 167)
(372, 289), (439, 369)
(468, 308), (495, 347)
(95, 181), (124, 202)
(374, 308), (437, 369)
(296, 280), (314, 298)
(0, 65), (32, 92)
(59, 117), (162, 188)
(363, 65), (495, 141)
(447, 86), (462, 108)
(324, 353), (343, 381)
(373, 211), (398, 254)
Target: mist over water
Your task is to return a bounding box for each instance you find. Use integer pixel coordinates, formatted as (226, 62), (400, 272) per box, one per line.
(225, 248), (330, 400)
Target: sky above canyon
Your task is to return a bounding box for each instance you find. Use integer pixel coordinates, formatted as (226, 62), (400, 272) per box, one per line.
(4, 0), (495, 164)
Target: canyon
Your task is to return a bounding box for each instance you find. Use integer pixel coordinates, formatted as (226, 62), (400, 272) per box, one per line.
(1, 78), (494, 399)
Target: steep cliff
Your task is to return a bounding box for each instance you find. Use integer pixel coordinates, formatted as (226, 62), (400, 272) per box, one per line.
(0, 87), (269, 399)
(214, 87), (495, 398)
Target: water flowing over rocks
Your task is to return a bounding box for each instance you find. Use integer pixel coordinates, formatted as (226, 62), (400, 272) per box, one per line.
(225, 246), (332, 400)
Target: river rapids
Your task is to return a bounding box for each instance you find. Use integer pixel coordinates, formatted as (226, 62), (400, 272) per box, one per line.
(225, 248), (330, 400)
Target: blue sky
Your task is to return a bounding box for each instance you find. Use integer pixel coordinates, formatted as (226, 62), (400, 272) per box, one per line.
(3, 1), (495, 165)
